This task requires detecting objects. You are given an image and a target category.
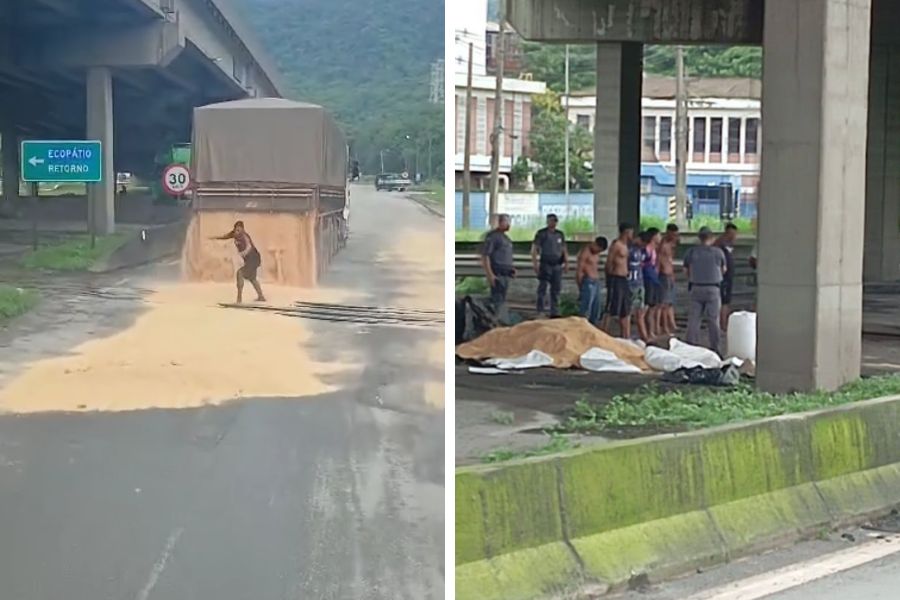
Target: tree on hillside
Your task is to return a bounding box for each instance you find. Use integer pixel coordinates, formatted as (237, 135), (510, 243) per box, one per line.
(236, 0), (444, 178)
(529, 92), (593, 190)
(520, 44), (762, 92)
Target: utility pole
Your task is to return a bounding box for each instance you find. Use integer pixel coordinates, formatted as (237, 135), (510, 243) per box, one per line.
(380, 149), (385, 174)
(488, 8), (506, 222)
(462, 42), (474, 229)
(675, 46), (689, 228)
(564, 44), (571, 214)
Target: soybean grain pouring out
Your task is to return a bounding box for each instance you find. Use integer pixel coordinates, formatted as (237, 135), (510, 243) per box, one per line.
(181, 98), (350, 290)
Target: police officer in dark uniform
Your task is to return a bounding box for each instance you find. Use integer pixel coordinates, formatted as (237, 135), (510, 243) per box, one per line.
(531, 214), (568, 317)
(481, 214), (516, 314)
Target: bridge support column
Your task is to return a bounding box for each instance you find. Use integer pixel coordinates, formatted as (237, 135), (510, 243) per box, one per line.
(757, 0), (872, 392)
(864, 43), (900, 283)
(593, 42), (642, 239)
(1, 125), (18, 215)
(86, 67), (115, 235)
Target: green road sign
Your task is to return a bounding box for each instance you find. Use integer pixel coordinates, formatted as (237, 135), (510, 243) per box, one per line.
(21, 140), (103, 183)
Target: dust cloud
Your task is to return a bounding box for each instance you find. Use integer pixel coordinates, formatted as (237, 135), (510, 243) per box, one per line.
(182, 211), (319, 287)
(0, 283), (358, 414)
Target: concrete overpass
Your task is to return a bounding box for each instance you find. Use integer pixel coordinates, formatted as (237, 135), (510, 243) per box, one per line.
(506, 0), (900, 392)
(0, 0), (284, 233)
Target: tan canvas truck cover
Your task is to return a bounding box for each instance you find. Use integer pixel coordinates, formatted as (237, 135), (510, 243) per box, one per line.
(183, 98), (348, 288)
(192, 97), (347, 188)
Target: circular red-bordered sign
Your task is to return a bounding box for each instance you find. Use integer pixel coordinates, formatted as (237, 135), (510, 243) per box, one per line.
(162, 164), (191, 196)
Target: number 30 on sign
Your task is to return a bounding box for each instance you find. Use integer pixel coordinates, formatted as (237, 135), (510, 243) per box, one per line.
(162, 164), (191, 196)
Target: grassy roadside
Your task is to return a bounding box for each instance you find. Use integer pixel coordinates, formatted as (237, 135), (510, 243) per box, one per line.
(555, 375), (900, 434)
(21, 234), (128, 271)
(411, 181), (445, 204)
(0, 286), (39, 321)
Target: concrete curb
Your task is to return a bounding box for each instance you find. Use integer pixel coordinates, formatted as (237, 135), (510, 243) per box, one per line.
(89, 220), (188, 273)
(406, 193), (445, 219)
(456, 395), (900, 600)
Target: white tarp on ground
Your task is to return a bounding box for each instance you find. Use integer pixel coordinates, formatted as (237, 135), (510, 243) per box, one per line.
(579, 348), (644, 374)
(485, 350), (554, 370)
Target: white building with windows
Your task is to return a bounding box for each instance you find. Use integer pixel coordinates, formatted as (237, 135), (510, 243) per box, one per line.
(566, 76), (762, 212)
(453, 0), (546, 189)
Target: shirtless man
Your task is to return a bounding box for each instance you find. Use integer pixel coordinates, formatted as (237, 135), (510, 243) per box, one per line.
(658, 224), (680, 335)
(601, 223), (635, 338)
(575, 236), (608, 326)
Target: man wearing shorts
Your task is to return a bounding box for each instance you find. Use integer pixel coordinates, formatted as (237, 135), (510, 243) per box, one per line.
(602, 223), (634, 338)
(641, 228), (663, 338)
(626, 233), (650, 341)
(658, 224), (679, 335)
(214, 221), (267, 304)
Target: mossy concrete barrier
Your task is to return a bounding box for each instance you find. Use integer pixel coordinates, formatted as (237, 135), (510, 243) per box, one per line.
(456, 395), (900, 600)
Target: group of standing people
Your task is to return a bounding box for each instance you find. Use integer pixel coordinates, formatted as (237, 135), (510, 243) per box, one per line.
(479, 213), (746, 354)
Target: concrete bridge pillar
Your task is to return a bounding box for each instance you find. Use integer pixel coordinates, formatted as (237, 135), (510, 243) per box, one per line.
(757, 0), (872, 392)
(864, 43), (900, 283)
(593, 43), (642, 239)
(86, 67), (115, 235)
(1, 126), (18, 214)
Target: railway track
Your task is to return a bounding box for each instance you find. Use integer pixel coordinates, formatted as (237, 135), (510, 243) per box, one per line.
(220, 300), (444, 329)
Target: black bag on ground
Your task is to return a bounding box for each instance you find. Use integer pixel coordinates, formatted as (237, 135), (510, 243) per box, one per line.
(661, 364), (740, 387)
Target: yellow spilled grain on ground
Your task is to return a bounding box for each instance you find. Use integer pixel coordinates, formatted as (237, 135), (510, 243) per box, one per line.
(382, 225), (444, 410)
(0, 283), (358, 414)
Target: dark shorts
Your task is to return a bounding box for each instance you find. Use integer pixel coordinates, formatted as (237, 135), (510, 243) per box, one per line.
(644, 280), (662, 307)
(605, 275), (631, 318)
(240, 251), (261, 280)
(660, 274), (676, 305)
(720, 277), (734, 305)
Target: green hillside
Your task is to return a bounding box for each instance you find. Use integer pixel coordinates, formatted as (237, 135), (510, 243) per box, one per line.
(237, 0), (444, 177)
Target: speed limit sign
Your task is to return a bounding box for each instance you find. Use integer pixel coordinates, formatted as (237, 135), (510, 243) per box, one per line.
(162, 164), (191, 196)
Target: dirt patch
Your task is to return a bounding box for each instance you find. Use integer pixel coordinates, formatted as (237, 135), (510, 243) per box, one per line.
(0, 282), (357, 413)
(182, 211), (318, 287)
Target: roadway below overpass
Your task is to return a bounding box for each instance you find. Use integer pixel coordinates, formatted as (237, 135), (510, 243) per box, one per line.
(0, 0), (283, 233)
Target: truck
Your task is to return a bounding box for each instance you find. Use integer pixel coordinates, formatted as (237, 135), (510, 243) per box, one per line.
(182, 98), (349, 287)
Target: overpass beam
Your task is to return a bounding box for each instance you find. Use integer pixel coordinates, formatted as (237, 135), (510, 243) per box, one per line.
(757, 0), (872, 392)
(87, 67), (115, 235)
(23, 21), (184, 69)
(593, 42), (642, 239)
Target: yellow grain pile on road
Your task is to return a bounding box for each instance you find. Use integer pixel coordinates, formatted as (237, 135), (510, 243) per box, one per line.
(182, 211), (318, 287)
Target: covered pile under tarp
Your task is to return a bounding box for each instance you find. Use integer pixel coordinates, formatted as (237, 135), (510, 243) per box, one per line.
(192, 98), (347, 187)
(456, 317), (650, 371)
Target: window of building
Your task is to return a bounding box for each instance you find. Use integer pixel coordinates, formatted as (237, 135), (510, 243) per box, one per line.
(576, 114), (591, 130)
(745, 118), (760, 154)
(693, 117), (706, 154)
(659, 117), (672, 154)
(710, 118), (723, 154)
(728, 118), (742, 154)
(643, 116), (657, 152)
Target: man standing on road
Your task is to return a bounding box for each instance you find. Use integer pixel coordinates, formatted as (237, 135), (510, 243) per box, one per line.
(602, 223), (637, 338)
(531, 214), (568, 318)
(715, 223), (739, 332)
(575, 236), (608, 326)
(481, 214), (516, 315)
(213, 221), (267, 304)
(658, 224), (680, 335)
(683, 226), (727, 353)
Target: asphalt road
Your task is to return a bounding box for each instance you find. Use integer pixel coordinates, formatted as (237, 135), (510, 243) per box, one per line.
(0, 185), (445, 599)
(768, 552), (900, 599)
